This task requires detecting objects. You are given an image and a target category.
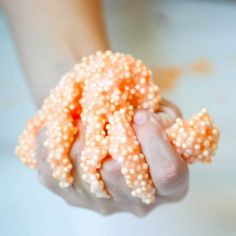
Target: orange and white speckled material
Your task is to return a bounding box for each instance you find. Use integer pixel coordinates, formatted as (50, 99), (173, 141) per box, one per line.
(15, 51), (219, 204)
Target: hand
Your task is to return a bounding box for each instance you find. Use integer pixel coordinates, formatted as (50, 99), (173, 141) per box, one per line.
(35, 99), (189, 216)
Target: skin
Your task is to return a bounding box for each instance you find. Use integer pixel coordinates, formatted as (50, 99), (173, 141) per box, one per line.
(2, 0), (189, 215)
(2, 0), (109, 106)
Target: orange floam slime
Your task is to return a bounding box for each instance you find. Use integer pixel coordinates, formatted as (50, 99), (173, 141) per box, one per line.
(15, 51), (219, 204)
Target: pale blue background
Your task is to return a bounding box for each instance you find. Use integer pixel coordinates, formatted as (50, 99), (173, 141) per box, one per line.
(0, 0), (235, 235)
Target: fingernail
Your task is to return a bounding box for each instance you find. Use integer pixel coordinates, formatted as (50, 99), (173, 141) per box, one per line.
(134, 111), (149, 125)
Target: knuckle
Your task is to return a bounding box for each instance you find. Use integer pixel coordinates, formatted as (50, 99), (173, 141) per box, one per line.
(63, 197), (79, 207)
(38, 172), (62, 195)
(41, 177), (57, 191)
(97, 207), (113, 216)
(101, 161), (121, 182)
(133, 205), (149, 217)
(177, 183), (189, 201)
(153, 120), (163, 133)
(62, 189), (83, 207)
(38, 173), (52, 188)
(158, 163), (184, 187)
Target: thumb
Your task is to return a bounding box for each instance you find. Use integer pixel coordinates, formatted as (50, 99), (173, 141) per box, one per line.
(133, 110), (189, 197)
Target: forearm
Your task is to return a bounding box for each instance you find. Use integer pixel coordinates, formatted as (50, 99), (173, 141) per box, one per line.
(2, 0), (109, 106)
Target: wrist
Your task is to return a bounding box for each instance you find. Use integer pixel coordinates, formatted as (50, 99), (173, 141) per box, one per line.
(28, 39), (110, 107)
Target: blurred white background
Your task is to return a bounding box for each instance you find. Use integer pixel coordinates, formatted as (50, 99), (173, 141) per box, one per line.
(0, 0), (236, 235)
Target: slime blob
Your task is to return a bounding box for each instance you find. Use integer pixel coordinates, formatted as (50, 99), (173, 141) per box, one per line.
(15, 51), (219, 204)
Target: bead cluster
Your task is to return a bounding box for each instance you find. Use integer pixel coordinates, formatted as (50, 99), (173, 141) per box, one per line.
(78, 52), (160, 201)
(109, 108), (156, 204)
(166, 108), (219, 164)
(15, 51), (219, 204)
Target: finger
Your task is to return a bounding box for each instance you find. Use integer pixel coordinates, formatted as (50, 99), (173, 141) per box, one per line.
(101, 157), (132, 202)
(134, 110), (189, 197)
(70, 123), (134, 212)
(35, 128), (63, 194)
(69, 122), (93, 198)
(153, 112), (176, 129)
(36, 126), (89, 207)
(101, 158), (152, 216)
(70, 122), (86, 164)
(71, 123), (135, 202)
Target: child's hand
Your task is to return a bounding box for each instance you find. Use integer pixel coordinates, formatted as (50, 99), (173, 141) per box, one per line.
(35, 100), (189, 216)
